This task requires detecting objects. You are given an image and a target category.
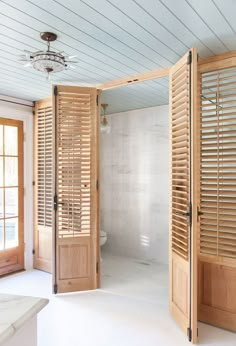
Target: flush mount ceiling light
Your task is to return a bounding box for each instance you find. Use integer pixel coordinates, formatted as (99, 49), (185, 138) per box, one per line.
(101, 103), (111, 134)
(19, 32), (77, 79)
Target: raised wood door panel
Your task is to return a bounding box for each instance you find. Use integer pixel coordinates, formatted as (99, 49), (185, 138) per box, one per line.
(53, 85), (99, 294)
(198, 64), (236, 331)
(169, 49), (198, 343)
(0, 118), (24, 275)
(34, 99), (53, 273)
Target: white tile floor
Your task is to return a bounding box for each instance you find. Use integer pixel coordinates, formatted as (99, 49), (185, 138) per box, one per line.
(0, 253), (235, 346)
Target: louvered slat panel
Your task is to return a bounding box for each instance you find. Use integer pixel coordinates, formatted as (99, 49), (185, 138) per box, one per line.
(34, 99), (53, 273)
(200, 66), (236, 259)
(56, 90), (93, 238)
(36, 106), (53, 227)
(171, 59), (190, 261)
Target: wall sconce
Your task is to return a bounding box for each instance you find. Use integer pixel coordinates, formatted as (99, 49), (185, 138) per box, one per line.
(101, 103), (111, 134)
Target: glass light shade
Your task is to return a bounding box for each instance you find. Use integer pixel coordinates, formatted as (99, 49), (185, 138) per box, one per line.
(100, 115), (111, 134)
(32, 52), (66, 73)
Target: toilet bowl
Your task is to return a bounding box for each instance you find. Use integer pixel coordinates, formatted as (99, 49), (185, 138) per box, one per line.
(100, 230), (107, 247)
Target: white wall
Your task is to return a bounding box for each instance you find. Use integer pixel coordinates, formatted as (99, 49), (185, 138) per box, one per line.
(100, 105), (169, 264)
(0, 96), (33, 270)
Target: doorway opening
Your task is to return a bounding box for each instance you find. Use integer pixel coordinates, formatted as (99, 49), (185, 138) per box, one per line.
(99, 76), (169, 303)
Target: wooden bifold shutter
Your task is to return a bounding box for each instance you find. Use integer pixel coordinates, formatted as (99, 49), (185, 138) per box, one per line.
(199, 65), (236, 331)
(53, 85), (99, 294)
(34, 99), (53, 272)
(169, 49), (198, 343)
(200, 67), (236, 259)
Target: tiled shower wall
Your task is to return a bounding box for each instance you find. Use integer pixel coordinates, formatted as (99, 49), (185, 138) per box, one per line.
(100, 105), (169, 264)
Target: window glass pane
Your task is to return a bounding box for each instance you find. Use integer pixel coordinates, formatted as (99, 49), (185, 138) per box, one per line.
(0, 157), (3, 186)
(0, 220), (3, 250)
(4, 126), (18, 156)
(5, 157), (18, 186)
(0, 188), (3, 218)
(0, 125), (3, 155)
(5, 188), (18, 218)
(5, 218), (18, 249)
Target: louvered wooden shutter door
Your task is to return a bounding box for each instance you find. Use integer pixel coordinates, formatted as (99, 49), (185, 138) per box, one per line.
(169, 49), (198, 343)
(199, 65), (236, 331)
(53, 85), (99, 293)
(34, 99), (53, 272)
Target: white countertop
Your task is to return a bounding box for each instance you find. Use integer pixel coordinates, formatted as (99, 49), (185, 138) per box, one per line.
(0, 293), (49, 345)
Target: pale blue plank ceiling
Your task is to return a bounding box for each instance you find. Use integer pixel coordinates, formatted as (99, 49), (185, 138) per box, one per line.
(0, 0), (235, 113)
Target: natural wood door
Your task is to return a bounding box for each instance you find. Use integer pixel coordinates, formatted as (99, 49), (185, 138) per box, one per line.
(198, 62), (236, 331)
(53, 85), (100, 294)
(33, 99), (53, 273)
(169, 49), (198, 343)
(0, 118), (24, 275)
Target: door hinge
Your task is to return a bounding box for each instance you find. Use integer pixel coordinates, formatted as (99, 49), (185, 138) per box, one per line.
(187, 327), (192, 342)
(53, 283), (58, 294)
(54, 85), (58, 96)
(188, 202), (192, 226)
(32, 249), (35, 255)
(54, 194), (58, 211)
(197, 206), (204, 222)
(187, 51), (192, 65)
(96, 179), (99, 190)
(96, 262), (99, 273)
(96, 95), (99, 106)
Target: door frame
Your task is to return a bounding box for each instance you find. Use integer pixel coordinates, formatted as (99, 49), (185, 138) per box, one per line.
(0, 117), (24, 276)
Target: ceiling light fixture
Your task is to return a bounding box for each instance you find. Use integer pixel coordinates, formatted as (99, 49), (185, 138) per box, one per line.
(19, 32), (78, 80)
(101, 103), (111, 134)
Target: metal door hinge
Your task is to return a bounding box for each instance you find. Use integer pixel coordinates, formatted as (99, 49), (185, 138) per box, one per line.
(32, 249), (35, 255)
(96, 179), (99, 190)
(53, 283), (58, 294)
(187, 51), (192, 65)
(187, 327), (192, 342)
(54, 85), (58, 96)
(96, 262), (99, 273)
(96, 95), (99, 106)
(197, 206), (204, 222)
(188, 202), (192, 226)
(54, 194), (58, 211)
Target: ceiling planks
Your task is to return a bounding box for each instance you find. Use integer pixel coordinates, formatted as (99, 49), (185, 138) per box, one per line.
(0, 0), (235, 111)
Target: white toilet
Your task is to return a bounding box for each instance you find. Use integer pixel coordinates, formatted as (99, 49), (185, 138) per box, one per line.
(100, 230), (107, 247)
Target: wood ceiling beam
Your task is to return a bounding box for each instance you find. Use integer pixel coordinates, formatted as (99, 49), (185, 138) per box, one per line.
(97, 66), (171, 91)
(198, 50), (236, 65)
(198, 50), (236, 73)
